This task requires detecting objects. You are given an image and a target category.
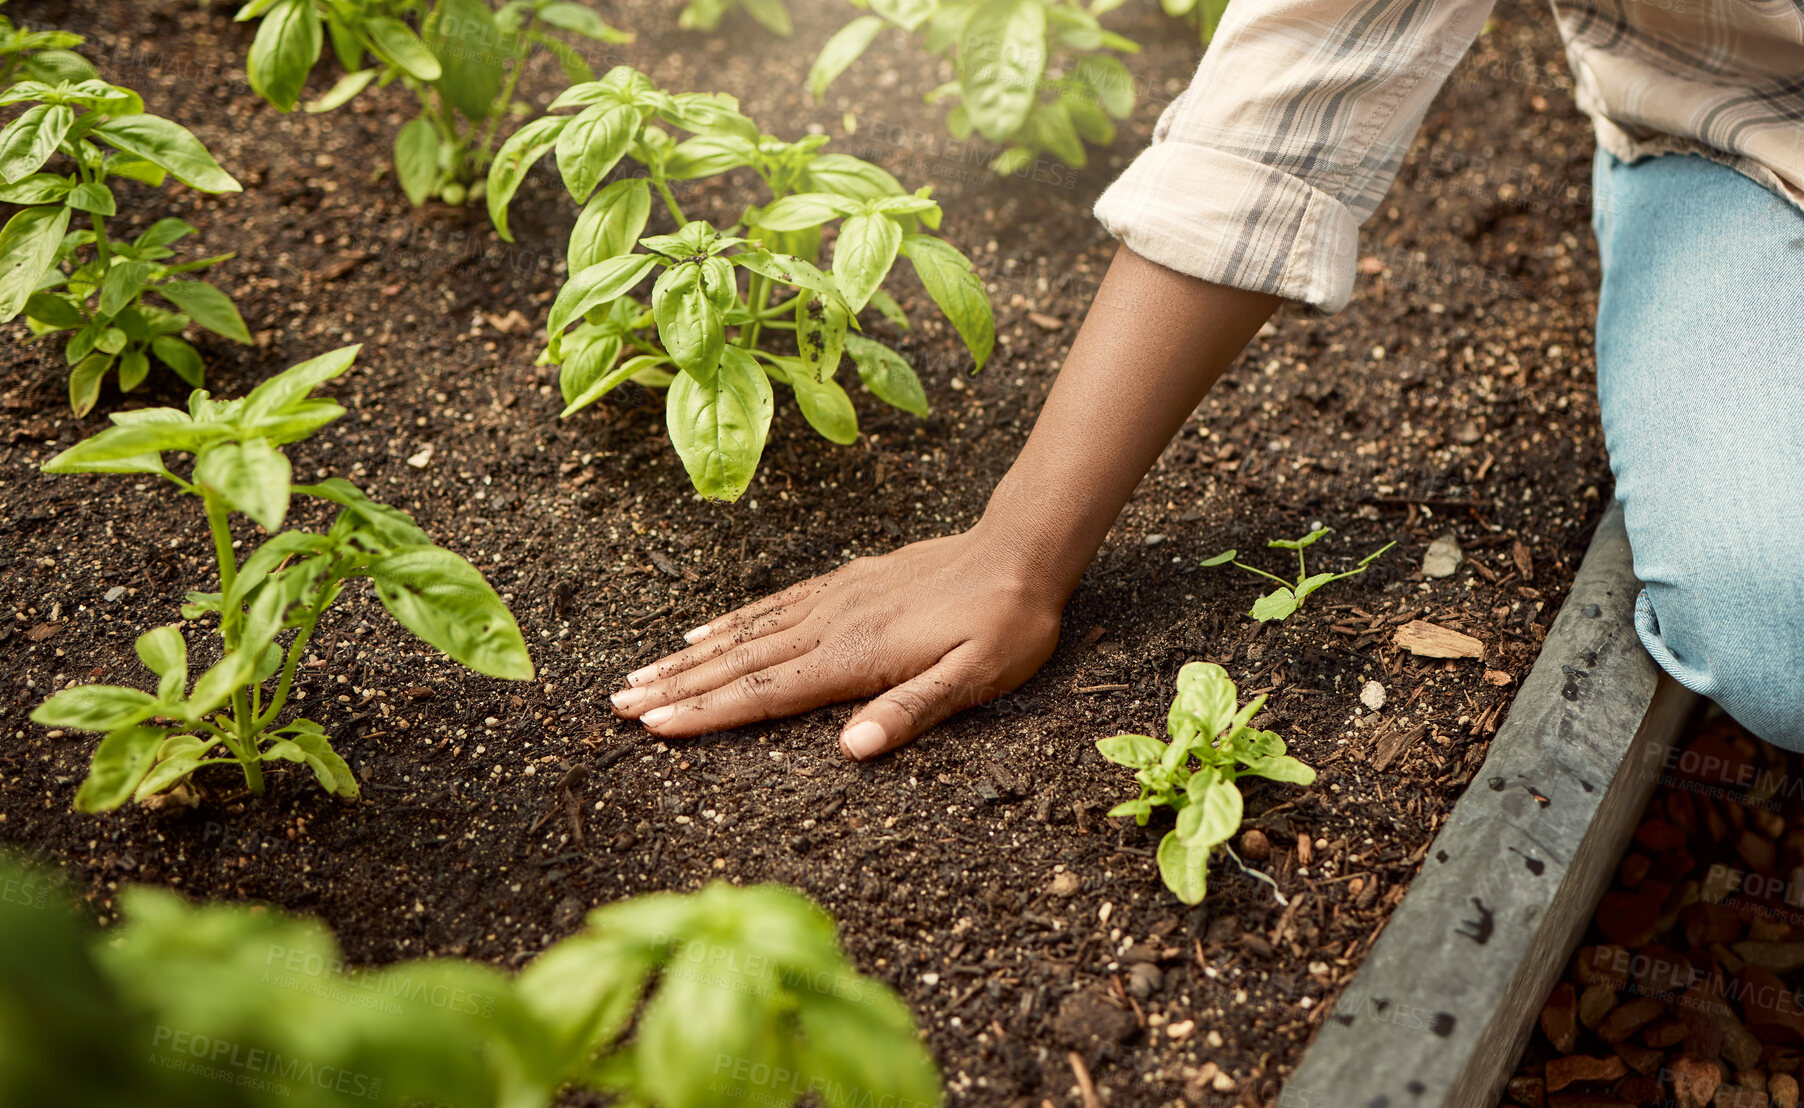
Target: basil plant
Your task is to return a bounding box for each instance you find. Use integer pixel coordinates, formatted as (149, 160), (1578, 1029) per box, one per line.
(31, 346), (533, 813)
(0, 77), (250, 414)
(237, 0), (631, 205)
(489, 66), (996, 501)
(1099, 663), (1315, 904)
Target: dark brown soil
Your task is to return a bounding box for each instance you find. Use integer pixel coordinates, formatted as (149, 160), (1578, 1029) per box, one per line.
(1502, 707), (1804, 1108)
(3, 0), (1607, 1103)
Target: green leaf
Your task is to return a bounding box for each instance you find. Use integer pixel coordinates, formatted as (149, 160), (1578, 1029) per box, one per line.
(65, 181), (116, 216)
(429, 0), (505, 120)
(369, 545), (534, 680)
(194, 438), (292, 531)
(735, 249), (847, 311)
(1027, 100), (1086, 167)
(89, 115), (241, 192)
(562, 352), (665, 417)
(1107, 796), (1156, 821)
(652, 263), (724, 380)
(806, 153), (904, 200)
(304, 66), (378, 112)
(556, 333), (622, 407)
(1072, 55), (1135, 118)
(832, 213), (902, 313)
(25, 291), (84, 330)
(239, 343), (358, 422)
(1200, 549), (1237, 566)
(901, 234), (993, 368)
(99, 258), (152, 318)
(795, 293), (846, 382)
(757, 192), (859, 232)
(31, 685), (157, 732)
(870, 0), (937, 29)
(1242, 754), (1316, 786)
(41, 408), (187, 475)
(154, 279), (250, 344)
(393, 115), (440, 208)
(1269, 527), (1330, 551)
(662, 135), (755, 181)
(809, 16), (885, 101)
(0, 173), (73, 204)
(786, 369), (858, 445)
(136, 218), (197, 250)
(150, 334), (204, 387)
(246, 0), (322, 112)
(1097, 733), (1165, 768)
(844, 334), (927, 418)
(1176, 772), (1243, 847)
(959, 0), (1047, 141)
(0, 204), (70, 322)
(794, 986), (942, 1108)
(365, 16), (441, 80)
(658, 92), (759, 143)
(666, 345), (772, 502)
(636, 963), (790, 1108)
(554, 102), (637, 204)
(487, 115), (569, 242)
(740, 0), (794, 34)
(568, 178), (651, 271)
(264, 730), (359, 797)
(548, 253), (658, 336)
(134, 735), (216, 800)
(135, 625), (188, 702)
(866, 287), (908, 329)
(68, 351), (111, 417)
(539, 1), (633, 41)
(1249, 587), (1302, 622)
(1169, 662), (1238, 743)
(0, 103), (73, 184)
(75, 725), (168, 813)
(516, 933), (653, 1068)
(1157, 830), (1211, 904)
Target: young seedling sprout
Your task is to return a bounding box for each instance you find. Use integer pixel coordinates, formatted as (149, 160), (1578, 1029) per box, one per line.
(1203, 526), (1395, 622)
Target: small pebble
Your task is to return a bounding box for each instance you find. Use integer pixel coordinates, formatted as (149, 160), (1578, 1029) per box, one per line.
(1422, 533), (1463, 578)
(103, 586), (125, 602)
(1048, 871), (1082, 898)
(1360, 680), (1386, 711)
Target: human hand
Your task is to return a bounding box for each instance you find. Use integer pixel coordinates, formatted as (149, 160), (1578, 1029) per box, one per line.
(608, 527), (1065, 760)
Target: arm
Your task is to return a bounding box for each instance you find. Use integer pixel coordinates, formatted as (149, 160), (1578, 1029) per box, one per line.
(609, 247), (1279, 758)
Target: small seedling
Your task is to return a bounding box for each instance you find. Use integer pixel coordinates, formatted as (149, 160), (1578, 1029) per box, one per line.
(1098, 663), (1314, 904)
(1203, 526), (1394, 622)
(0, 76), (249, 413)
(0, 1), (97, 86)
(679, 0), (792, 35)
(30, 346), (533, 812)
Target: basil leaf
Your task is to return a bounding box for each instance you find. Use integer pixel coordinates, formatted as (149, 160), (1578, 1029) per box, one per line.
(568, 178), (651, 271)
(844, 334), (928, 418)
(554, 102), (638, 204)
(154, 279), (251, 344)
(394, 115), (440, 207)
(666, 340), (772, 502)
(830, 212), (902, 313)
(548, 253), (658, 336)
(194, 437), (292, 531)
(0, 204), (70, 322)
(89, 115), (241, 193)
(75, 725), (169, 813)
(245, 0), (322, 112)
(0, 103), (73, 184)
(369, 545), (534, 680)
(1157, 830), (1211, 905)
(487, 115), (569, 242)
(364, 16), (441, 81)
(652, 263), (724, 380)
(808, 16), (884, 101)
(901, 233), (993, 368)
(429, 0), (505, 120)
(959, 0), (1046, 141)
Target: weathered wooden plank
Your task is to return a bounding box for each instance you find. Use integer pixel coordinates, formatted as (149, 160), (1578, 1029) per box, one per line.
(1281, 502), (1696, 1108)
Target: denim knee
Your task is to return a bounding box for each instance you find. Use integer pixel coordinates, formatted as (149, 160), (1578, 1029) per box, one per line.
(1633, 544), (1804, 751)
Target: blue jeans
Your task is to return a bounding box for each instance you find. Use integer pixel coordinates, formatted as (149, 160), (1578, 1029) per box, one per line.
(1593, 149), (1804, 748)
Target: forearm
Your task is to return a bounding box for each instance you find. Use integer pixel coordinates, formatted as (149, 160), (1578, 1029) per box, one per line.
(973, 245), (1281, 600)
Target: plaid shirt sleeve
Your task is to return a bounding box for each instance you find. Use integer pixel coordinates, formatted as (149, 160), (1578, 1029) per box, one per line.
(1093, 0), (1497, 312)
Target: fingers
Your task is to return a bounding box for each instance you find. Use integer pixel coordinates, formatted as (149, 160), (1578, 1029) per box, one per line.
(838, 641), (996, 761)
(679, 568), (844, 646)
(633, 651), (865, 739)
(613, 630), (816, 718)
(619, 601), (812, 690)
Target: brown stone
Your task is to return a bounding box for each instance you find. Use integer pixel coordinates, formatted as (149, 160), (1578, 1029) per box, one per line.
(1612, 1074), (1663, 1105)
(1637, 818), (1687, 852)
(1751, 917), (1795, 944)
(1679, 985), (1766, 1070)
(1508, 1074), (1547, 1108)
(1620, 853), (1653, 888)
(1648, 1019), (1693, 1048)
(1546, 1055), (1628, 1092)
(1238, 828), (1271, 862)
(1770, 1073), (1799, 1108)
(1576, 945), (1633, 989)
(1737, 944), (1804, 976)
(1713, 1086), (1772, 1107)
(1672, 1056), (1724, 1108)
(1687, 903), (1751, 947)
(1582, 982), (1621, 1029)
(1599, 998), (1668, 1043)
(1740, 966), (1804, 1046)
(1614, 1041), (1664, 1076)
(1542, 983), (1581, 1052)
(1669, 790), (1700, 835)
(1739, 832), (1778, 873)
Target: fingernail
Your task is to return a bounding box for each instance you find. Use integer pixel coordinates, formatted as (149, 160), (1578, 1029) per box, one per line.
(841, 721), (887, 761)
(683, 623), (712, 644)
(626, 664), (657, 687)
(610, 688), (645, 711)
(640, 706), (673, 728)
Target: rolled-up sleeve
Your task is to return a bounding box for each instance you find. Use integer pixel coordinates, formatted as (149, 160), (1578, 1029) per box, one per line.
(1094, 0), (1496, 312)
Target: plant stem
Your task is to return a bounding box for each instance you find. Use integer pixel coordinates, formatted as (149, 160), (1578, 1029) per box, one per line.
(469, 16), (536, 180)
(653, 178), (687, 225)
(740, 273), (769, 349)
(1231, 561), (1293, 590)
(254, 597), (328, 734)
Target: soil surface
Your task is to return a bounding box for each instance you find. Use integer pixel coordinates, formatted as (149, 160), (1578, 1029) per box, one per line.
(1502, 706), (1804, 1108)
(3, 0), (1608, 1103)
